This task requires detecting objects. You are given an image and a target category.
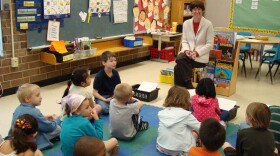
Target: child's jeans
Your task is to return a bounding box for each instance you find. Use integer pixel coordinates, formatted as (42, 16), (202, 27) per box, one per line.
(95, 95), (111, 114)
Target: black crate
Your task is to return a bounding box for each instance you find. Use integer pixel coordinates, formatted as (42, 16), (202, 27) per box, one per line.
(228, 105), (240, 121)
(132, 84), (159, 102)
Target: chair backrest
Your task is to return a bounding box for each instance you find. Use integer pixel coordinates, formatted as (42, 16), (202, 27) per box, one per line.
(272, 34), (280, 49)
(237, 32), (252, 49)
(272, 43), (280, 61)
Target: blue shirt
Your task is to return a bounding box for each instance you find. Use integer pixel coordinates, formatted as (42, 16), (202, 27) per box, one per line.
(60, 115), (103, 156)
(8, 103), (58, 150)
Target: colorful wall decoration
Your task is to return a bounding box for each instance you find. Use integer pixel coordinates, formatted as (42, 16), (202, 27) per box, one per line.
(133, 0), (170, 34)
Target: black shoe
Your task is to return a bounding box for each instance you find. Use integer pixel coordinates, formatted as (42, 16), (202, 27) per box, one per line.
(50, 136), (60, 143)
(185, 80), (195, 89)
(139, 121), (149, 131)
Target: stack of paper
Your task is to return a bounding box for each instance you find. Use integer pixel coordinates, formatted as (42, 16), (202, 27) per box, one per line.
(137, 81), (158, 92)
(49, 40), (68, 53)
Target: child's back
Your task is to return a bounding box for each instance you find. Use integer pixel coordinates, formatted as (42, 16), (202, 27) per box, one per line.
(223, 102), (277, 156)
(157, 86), (200, 155)
(109, 83), (148, 140)
(192, 78), (230, 122)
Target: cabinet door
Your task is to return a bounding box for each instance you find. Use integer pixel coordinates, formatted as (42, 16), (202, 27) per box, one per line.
(171, 0), (184, 24)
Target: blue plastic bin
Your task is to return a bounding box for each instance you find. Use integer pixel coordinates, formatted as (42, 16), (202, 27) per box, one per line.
(123, 37), (144, 48)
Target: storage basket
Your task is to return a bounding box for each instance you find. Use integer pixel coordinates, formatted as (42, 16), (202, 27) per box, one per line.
(132, 84), (159, 102)
(159, 74), (174, 84)
(123, 37), (144, 48)
(150, 47), (175, 62)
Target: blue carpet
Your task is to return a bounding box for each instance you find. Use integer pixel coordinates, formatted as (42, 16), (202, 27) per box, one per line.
(43, 105), (239, 156)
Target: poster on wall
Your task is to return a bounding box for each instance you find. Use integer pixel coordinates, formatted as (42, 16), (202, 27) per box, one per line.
(89, 0), (111, 17)
(43, 0), (71, 19)
(15, 0), (64, 31)
(133, 0), (170, 34)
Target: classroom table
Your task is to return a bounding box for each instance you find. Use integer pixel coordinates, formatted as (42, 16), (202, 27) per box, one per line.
(237, 37), (280, 80)
(151, 32), (182, 63)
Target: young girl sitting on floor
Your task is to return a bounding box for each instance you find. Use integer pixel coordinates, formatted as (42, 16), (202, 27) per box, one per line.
(60, 94), (119, 156)
(62, 67), (102, 116)
(192, 78), (230, 125)
(0, 114), (42, 156)
(157, 86), (200, 156)
(223, 102), (278, 156)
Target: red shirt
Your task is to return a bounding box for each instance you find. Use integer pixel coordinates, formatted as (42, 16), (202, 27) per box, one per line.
(193, 22), (200, 36)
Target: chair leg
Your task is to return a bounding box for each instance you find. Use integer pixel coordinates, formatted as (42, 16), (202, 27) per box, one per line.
(248, 53), (252, 69)
(268, 63), (273, 84)
(243, 60), (246, 77)
(265, 62), (275, 76)
(255, 60), (264, 79)
(274, 64), (280, 77)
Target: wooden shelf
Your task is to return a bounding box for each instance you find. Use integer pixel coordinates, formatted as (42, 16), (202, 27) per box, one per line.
(171, 0), (205, 24)
(40, 35), (153, 65)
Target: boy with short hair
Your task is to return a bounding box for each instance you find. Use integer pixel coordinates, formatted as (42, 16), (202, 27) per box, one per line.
(109, 83), (149, 140)
(8, 83), (60, 150)
(93, 51), (121, 114)
(189, 118), (226, 156)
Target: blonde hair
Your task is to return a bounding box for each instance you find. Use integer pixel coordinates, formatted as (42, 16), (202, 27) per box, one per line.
(114, 83), (133, 103)
(163, 86), (191, 110)
(246, 102), (271, 129)
(16, 84), (40, 103)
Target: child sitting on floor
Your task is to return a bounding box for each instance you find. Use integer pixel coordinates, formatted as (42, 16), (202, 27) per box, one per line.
(93, 51), (121, 114)
(0, 114), (43, 156)
(8, 83), (60, 150)
(223, 102), (278, 156)
(189, 118), (226, 156)
(192, 78), (230, 125)
(157, 86), (200, 156)
(61, 67), (102, 116)
(109, 83), (149, 140)
(60, 94), (118, 156)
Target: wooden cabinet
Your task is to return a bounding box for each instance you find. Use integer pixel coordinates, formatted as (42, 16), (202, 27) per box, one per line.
(171, 0), (205, 25)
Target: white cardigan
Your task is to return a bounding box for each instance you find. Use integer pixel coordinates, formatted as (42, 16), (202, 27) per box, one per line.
(180, 17), (214, 63)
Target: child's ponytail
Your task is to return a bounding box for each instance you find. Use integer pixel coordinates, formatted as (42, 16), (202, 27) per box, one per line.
(62, 80), (72, 98)
(11, 114), (38, 154)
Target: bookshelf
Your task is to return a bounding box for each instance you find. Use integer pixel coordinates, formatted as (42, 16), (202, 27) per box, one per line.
(193, 30), (238, 97)
(170, 0), (205, 25)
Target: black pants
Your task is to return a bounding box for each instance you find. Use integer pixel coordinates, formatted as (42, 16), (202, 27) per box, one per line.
(174, 53), (206, 88)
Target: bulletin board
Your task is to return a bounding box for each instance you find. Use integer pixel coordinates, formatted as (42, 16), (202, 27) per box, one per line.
(27, 0), (134, 48)
(229, 0), (280, 34)
(133, 0), (170, 33)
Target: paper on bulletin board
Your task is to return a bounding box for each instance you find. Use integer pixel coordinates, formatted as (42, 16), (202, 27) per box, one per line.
(43, 0), (71, 19)
(47, 20), (60, 41)
(113, 0), (128, 23)
(89, 0), (111, 16)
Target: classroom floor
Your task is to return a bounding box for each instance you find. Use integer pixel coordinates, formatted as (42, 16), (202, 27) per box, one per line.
(1, 59), (280, 137)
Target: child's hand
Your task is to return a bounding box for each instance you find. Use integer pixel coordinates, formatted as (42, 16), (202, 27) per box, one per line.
(90, 109), (99, 120)
(105, 97), (113, 102)
(52, 114), (58, 120)
(45, 115), (53, 120)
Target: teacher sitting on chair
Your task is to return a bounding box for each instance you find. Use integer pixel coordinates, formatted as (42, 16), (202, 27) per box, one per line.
(174, 0), (214, 89)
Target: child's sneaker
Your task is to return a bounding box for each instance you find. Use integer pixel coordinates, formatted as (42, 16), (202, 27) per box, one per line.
(139, 121), (149, 131)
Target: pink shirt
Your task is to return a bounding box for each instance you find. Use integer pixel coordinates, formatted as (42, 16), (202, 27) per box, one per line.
(191, 94), (221, 122)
